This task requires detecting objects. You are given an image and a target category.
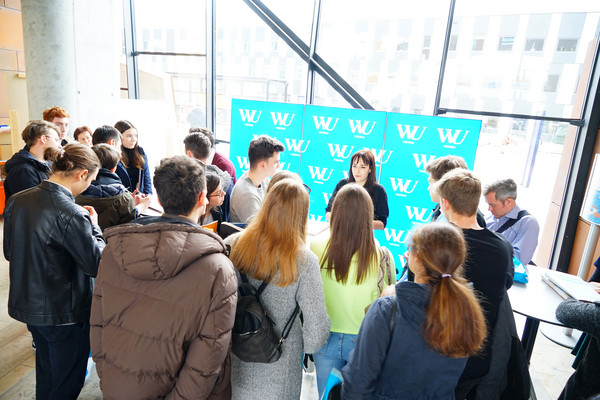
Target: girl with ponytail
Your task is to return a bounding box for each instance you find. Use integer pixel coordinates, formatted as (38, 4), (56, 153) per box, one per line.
(342, 222), (487, 399)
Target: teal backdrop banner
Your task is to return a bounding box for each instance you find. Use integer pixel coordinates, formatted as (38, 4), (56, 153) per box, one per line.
(230, 99), (482, 270)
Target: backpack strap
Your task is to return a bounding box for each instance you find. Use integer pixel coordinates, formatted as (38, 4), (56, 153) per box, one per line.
(496, 210), (530, 233)
(240, 273), (269, 298)
(386, 295), (397, 354)
(280, 303), (300, 343)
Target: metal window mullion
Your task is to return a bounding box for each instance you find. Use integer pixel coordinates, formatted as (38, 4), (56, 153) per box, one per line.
(123, 0), (140, 99)
(433, 0), (456, 116)
(305, 0), (323, 104)
(242, 0), (372, 109)
(207, 0), (216, 134)
(438, 107), (584, 126)
(550, 40), (600, 272)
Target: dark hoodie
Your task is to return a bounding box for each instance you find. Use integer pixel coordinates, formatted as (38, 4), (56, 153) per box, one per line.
(4, 147), (51, 200)
(75, 168), (136, 231)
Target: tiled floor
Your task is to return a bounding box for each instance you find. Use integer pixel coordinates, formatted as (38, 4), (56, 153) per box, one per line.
(0, 220), (575, 399)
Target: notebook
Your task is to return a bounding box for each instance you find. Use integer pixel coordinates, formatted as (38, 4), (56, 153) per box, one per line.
(544, 269), (600, 303)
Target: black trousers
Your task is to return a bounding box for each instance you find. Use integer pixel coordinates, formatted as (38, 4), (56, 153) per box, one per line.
(27, 321), (90, 400)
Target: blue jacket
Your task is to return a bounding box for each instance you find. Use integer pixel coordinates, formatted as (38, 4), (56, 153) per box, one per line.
(116, 147), (152, 194)
(342, 282), (467, 400)
(3, 147), (51, 200)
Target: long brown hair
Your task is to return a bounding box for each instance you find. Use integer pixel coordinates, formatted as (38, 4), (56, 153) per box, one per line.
(114, 120), (145, 169)
(230, 178), (309, 286)
(321, 183), (378, 284)
(348, 149), (377, 190)
(409, 223), (486, 358)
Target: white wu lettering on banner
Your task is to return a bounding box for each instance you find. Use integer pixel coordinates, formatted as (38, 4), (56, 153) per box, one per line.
(397, 124), (426, 143)
(308, 166), (334, 184)
(239, 109), (262, 125)
(313, 116), (339, 134)
(322, 192), (332, 206)
(277, 162), (291, 172)
(349, 119), (377, 138)
(270, 112), (295, 130)
(369, 148), (393, 165)
(389, 178), (418, 197)
(285, 138), (310, 154)
(405, 206), (433, 223)
(384, 228), (409, 245)
(438, 128), (469, 148)
(328, 143), (355, 162)
(309, 214), (326, 222)
(236, 156), (250, 170)
(412, 153), (437, 170)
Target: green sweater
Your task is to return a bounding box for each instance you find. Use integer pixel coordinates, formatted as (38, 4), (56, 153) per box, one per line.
(310, 231), (394, 334)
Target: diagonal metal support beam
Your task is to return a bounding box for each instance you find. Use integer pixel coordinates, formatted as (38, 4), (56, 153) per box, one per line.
(242, 0), (373, 109)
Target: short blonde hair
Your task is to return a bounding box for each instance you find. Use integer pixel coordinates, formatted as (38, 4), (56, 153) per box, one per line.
(434, 169), (481, 217)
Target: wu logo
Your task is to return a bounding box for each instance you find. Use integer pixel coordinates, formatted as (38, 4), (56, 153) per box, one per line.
(389, 178), (418, 194)
(308, 166), (334, 183)
(277, 162), (291, 172)
(369, 148), (393, 164)
(322, 192), (332, 206)
(285, 138), (310, 153)
(328, 143), (355, 160)
(239, 109), (262, 124)
(270, 112), (295, 128)
(313, 116), (339, 132)
(309, 214), (325, 222)
(349, 120), (377, 136)
(397, 125), (426, 141)
(236, 156), (250, 170)
(412, 153), (436, 169)
(405, 206), (433, 222)
(438, 128), (469, 145)
(384, 228), (409, 244)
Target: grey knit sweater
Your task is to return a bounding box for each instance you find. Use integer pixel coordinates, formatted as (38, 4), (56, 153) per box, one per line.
(556, 299), (600, 400)
(225, 234), (330, 400)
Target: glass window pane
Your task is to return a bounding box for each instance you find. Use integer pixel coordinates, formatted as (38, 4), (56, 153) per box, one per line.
(136, 54), (206, 126)
(445, 112), (571, 256)
(441, 1), (600, 118)
(317, 0), (451, 113)
(134, 0), (206, 54)
(312, 74), (355, 108)
(261, 0), (315, 44)
(215, 0), (308, 143)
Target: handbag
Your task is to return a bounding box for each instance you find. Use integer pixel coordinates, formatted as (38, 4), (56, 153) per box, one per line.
(377, 246), (396, 294)
(366, 247), (397, 313)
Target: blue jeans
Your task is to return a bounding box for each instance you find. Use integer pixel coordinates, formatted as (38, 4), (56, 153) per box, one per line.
(313, 332), (358, 399)
(28, 321), (90, 400)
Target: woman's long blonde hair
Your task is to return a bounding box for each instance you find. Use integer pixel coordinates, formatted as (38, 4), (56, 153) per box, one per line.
(321, 183), (378, 284)
(230, 178), (309, 286)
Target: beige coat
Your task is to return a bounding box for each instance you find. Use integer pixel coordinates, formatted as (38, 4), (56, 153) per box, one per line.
(91, 220), (237, 400)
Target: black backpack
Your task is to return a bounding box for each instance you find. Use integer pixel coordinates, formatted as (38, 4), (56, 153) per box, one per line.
(231, 272), (299, 363)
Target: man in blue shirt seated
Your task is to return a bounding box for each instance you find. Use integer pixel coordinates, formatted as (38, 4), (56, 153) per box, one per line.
(484, 178), (540, 266)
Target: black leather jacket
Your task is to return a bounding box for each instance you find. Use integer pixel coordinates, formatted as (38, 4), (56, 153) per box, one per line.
(3, 181), (106, 326)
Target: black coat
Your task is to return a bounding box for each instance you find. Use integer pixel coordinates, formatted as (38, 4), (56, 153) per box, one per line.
(3, 181), (105, 326)
(3, 147), (51, 200)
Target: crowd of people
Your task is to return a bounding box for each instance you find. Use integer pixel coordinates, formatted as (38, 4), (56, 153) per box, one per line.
(3, 105), (595, 400)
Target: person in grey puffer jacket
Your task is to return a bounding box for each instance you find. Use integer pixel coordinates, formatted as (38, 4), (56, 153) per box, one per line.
(556, 299), (600, 400)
